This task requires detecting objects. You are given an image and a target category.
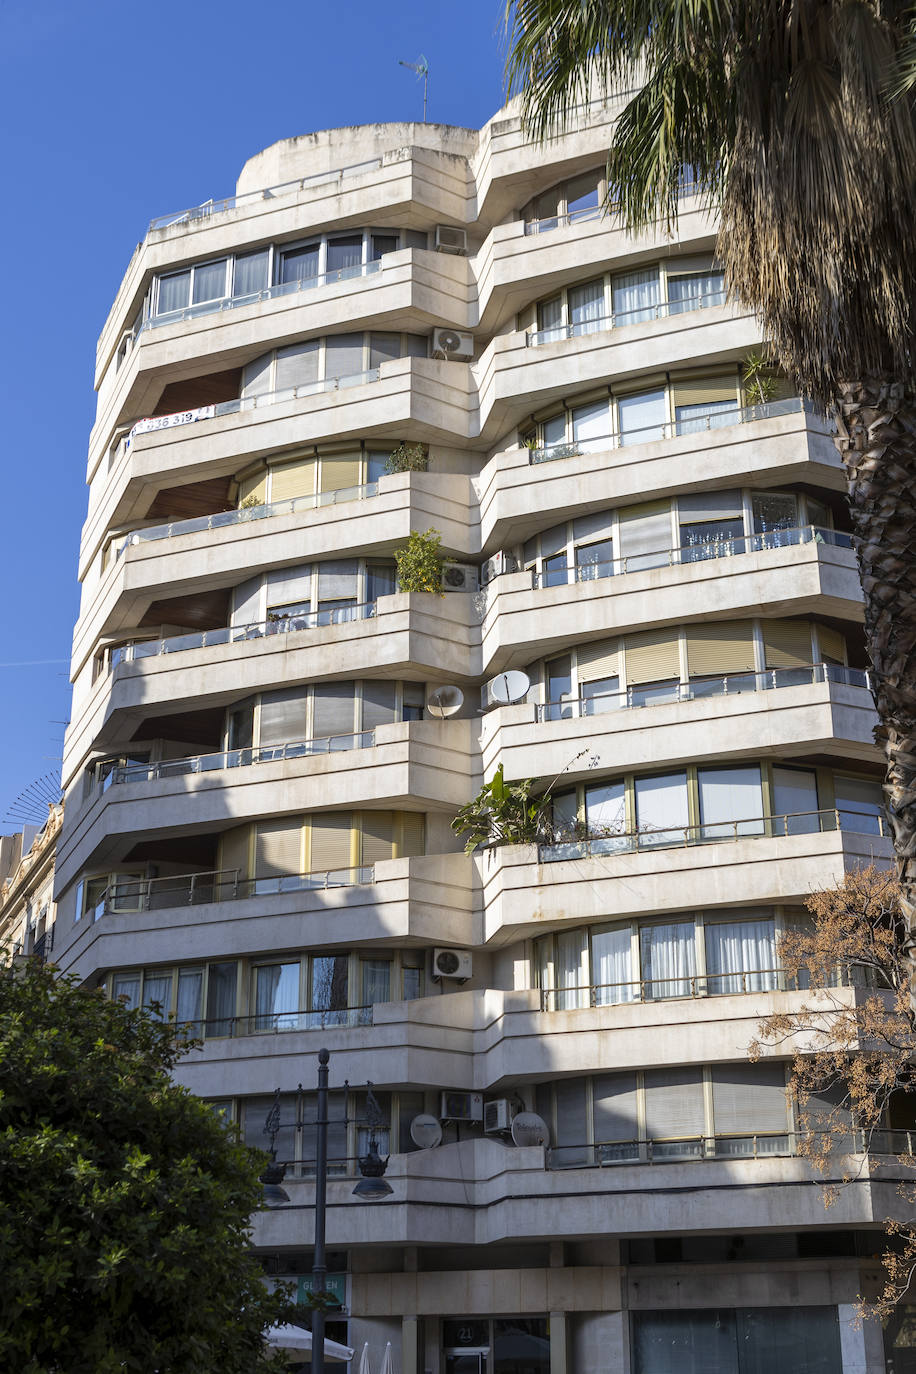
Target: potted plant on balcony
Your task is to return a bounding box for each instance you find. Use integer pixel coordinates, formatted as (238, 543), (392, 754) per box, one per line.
(385, 441), (429, 474)
(394, 528), (443, 593)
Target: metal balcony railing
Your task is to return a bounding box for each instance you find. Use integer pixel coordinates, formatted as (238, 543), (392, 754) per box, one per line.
(527, 397), (822, 463)
(522, 177), (705, 235)
(545, 1128), (899, 1170)
(113, 482), (378, 557)
(172, 1004), (376, 1039)
(109, 601), (378, 673)
(535, 664), (873, 722)
(98, 731), (375, 791)
(537, 807), (890, 864)
(528, 524), (851, 589)
(89, 865), (375, 919)
(538, 964), (861, 1012)
(526, 287), (727, 346)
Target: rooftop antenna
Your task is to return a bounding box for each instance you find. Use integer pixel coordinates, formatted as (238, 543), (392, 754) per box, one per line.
(399, 54), (429, 123)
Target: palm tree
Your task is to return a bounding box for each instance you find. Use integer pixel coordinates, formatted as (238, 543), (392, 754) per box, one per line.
(505, 0), (916, 913)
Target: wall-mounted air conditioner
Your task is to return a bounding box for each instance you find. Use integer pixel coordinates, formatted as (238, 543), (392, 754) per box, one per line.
(435, 225), (468, 255)
(483, 1100), (518, 1135)
(481, 551), (519, 585)
(440, 1090), (484, 1122)
(442, 562), (479, 593)
(433, 948), (473, 980)
(431, 327), (474, 360)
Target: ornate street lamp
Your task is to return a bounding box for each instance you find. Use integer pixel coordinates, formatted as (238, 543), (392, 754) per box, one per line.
(258, 1087), (290, 1207)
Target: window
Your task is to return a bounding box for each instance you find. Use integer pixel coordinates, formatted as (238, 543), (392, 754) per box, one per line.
(569, 279), (606, 335)
(612, 267), (660, 325)
(524, 165), (606, 230)
(77, 871), (145, 921)
(668, 269), (725, 312)
(705, 916), (778, 993)
(697, 764), (764, 839)
(231, 811), (425, 890)
(771, 766), (820, 836)
(326, 234), (363, 279)
(635, 772), (689, 846)
(240, 331), (425, 401)
(232, 249), (269, 297)
(154, 260), (229, 316)
(834, 776), (884, 835)
(277, 242), (320, 284)
(618, 389), (667, 446)
(527, 256), (724, 341)
(632, 1307), (842, 1374)
(107, 962), (238, 1037)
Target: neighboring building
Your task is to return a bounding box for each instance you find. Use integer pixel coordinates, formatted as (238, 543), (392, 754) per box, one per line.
(54, 97), (901, 1373)
(0, 804), (62, 962)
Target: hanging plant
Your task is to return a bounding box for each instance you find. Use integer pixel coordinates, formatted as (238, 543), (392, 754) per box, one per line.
(394, 528), (443, 594)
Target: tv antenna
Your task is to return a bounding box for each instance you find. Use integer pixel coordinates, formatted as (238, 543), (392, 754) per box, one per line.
(399, 54), (429, 122)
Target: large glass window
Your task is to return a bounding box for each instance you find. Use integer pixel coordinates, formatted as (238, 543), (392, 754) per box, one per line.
(191, 259), (228, 304)
(635, 772), (688, 846)
(771, 766), (820, 836)
(156, 269), (190, 315)
(640, 921), (697, 999)
(612, 267), (660, 325)
(676, 398), (740, 435)
(697, 765), (764, 839)
(834, 776), (884, 835)
(536, 296), (564, 342)
(254, 963), (299, 1030)
(233, 249), (269, 297)
(632, 1307), (842, 1374)
(278, 243), (319, 284)
(668, 269), (725, 312)
(592, 926), (635, 1004)
(565, 171), (601, 222)
(326, 234), (363, 278)
(618, 389), (667, 446)
(705, 916), (777, 993)
(569, 279), (606, 335)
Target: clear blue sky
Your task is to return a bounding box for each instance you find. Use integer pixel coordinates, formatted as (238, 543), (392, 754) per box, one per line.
(0, 0), (507, 821)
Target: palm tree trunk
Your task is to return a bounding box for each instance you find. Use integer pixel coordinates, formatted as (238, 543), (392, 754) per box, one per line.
(833, 377), (916, 921)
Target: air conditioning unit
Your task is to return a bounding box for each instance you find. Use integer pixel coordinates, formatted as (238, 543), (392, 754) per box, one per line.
(435, 224), (468, 255)
(483, 1099), (518, 1135)
(440, 1090), (484, 1122)
(433, 947), (473, 980)
(431, 327), (474, 360)
(481, 551), (519, 585)
(442, 562), (479, 593)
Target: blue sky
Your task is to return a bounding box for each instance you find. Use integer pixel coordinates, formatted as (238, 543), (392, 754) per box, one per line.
(0, 0), (506, 822)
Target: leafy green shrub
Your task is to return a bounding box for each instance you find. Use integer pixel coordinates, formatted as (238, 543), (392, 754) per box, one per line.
(451, 764), (553, 852)
(394, 528), (443, 593)
(742, 350), (781, 406)
(385, 442), (429, 474)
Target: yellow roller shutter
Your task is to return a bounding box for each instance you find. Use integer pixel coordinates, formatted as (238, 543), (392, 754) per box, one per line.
(319, 452), (363, 493)
(360, 812), (396, 866)
(255, 819), (302, 879)
(624, 630), (680, 683)
(672, 376), (738, 408)
(687, 620), (756, 677)
(270, 456), (316, 503)
(763, 619), (813, 668)
(218, 825), (252, 885)
(238, 469), (267, 506)
(576, 638), (619, 682)
(397, 811), (426, 858)
(816, 624), (846, 664)
(308, 813), (353, 873)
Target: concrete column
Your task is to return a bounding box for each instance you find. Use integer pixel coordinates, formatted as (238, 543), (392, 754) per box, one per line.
(402, 1315), (419, 1374)
(838, 1305), (887, 1374)
(550, 1310), (569, 1374)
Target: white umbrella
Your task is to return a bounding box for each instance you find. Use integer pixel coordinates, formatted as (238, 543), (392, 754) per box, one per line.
(379, 1341), (394, 1374)
(265, 1324), (355, 1363)
(358, 1341), (371, 1374)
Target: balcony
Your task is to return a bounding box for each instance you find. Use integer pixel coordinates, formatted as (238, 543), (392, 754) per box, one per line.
(545, 1127), (889, 1170)
(526, 286), (727, 348)
(98, 732), (375, 789)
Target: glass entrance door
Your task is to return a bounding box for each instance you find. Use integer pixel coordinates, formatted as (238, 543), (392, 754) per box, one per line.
(446, 1354), (486, 1374)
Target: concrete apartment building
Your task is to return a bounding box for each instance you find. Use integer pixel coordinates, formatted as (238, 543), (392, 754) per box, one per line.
(0, 805), (61, 963)
(51, 94), (907, 1373)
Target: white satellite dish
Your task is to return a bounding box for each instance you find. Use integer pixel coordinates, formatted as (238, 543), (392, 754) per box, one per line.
(410, 1114), (444, 1149)
(426, 684), (465, 719)
(510, 1112), (550, 1148)
(487, 670), (530, 705)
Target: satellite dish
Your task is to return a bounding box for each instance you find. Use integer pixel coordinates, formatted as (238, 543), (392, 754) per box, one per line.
(410, 1114), (443, 1149)
(487, 670), (530, 705)
(427, 684), (465, 719)
(510, 1112), (550, 1148)
(438, 329), (462, 354)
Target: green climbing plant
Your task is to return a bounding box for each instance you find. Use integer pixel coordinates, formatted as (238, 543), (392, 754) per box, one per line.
(394, 528), (443, 594)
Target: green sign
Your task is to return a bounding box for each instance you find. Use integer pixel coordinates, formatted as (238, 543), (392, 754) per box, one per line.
(297, 1274), (347, 1309)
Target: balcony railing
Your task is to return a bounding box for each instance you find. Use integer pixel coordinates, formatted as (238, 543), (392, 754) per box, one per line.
(98, 731), (375, 790)
(125, 368), (381, 447)
(526, 287), (727, 347)
(538, 807), (889, 864)
(528, 524), (851, 589)
(113, 482), (378, 558)
(148, 154), (390, 233)
(523, 177), (704, 236)
(89, 865), (375, 919)
(527, 397), (821, 463)
(538, 964), (860, 1012)
(545, 1128), (900, 1170)
(138, 260), (382, 336)
(173, 1004), (376, 1039)
(109, 601), (378, 672)
(535, 664), (873, 722)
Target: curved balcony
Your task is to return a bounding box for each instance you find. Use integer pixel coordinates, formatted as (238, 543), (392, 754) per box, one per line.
(479, 812), (891, 944)
(54, 853), (476, 982)
(482, 668), (878, 784)
(482, 527), (861, 673)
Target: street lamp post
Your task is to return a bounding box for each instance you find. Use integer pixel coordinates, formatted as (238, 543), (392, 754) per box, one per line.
(311, 1047), (330, 1374)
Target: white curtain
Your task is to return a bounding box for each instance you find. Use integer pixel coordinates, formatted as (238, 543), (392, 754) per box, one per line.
(556, 930), (588, 1009)
(592, 927), (634, 1004)
(612, 268), (660, 324)
(361, 959), (392, 1007)
(176, 970), (203, 1026)
(667, 270), (725, 313)
(640, 921), (697, 998)
(705, 919), (777, 993)
(537, 296), (564, 342)
(232, 249), (269, 298)
(256, 963), (299, 1028)
(156, 269), (190, 315)
(191, 258), (228, 304)
(569, 280), (606, 335)
(112, 974), (141, 1009)
(142, 974), (172, 1019)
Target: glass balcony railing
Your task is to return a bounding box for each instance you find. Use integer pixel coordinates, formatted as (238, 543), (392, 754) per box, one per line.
(98, 731), (375, 790)
(528, 525), (851, 589)
(526, 287), (727, 346)
(527, 397), (821, 462)
(109, 601), (378, 673)
(523, 176), (704, 236)
(89, 865), (375, 919)
(536, 664), (873, 722)
(113, 482), (379, 558)
(538, 807), (890, 864)
(538, 963), (862, 1012)
(175, 1004), (377, 1038)
(546, 1128), (897, 1170)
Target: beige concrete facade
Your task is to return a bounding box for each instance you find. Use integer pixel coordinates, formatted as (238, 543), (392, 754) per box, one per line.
(56, 97), (896, 1373)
